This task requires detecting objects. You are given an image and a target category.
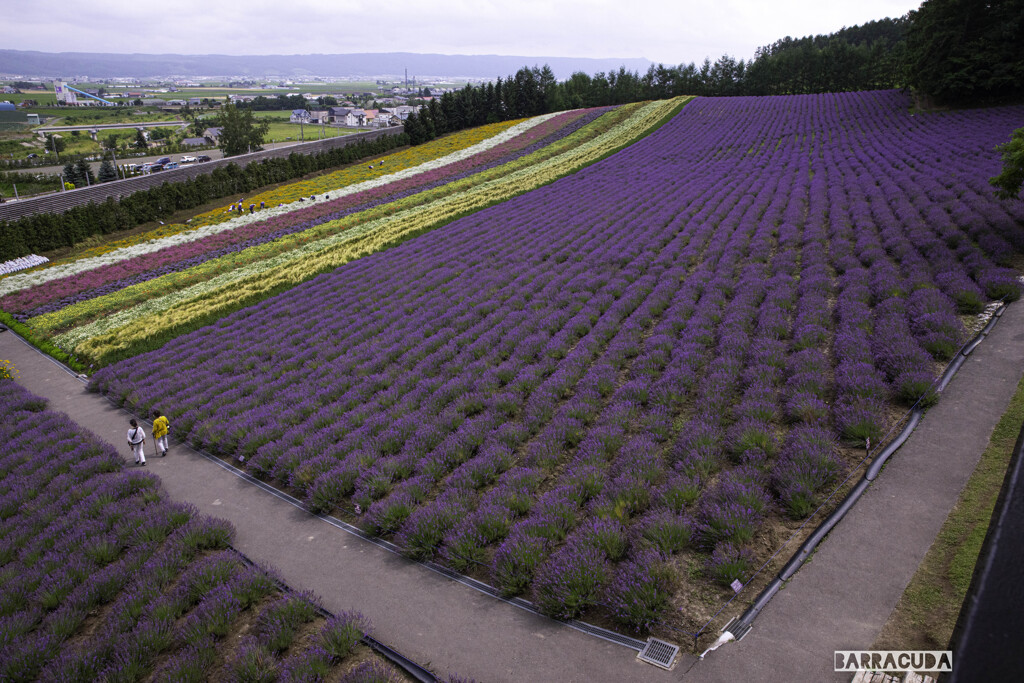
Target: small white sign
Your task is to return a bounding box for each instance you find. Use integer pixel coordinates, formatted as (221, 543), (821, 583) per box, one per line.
(730, 579), (743, 593)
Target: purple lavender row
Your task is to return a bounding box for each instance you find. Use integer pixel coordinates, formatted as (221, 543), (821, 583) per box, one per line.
(99, 93), (1003, 524)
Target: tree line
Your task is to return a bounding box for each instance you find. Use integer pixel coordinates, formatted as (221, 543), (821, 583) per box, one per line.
(404, 1), (1022, 144)
(0, 133), (408, 261)
(403, 17), (911, 144)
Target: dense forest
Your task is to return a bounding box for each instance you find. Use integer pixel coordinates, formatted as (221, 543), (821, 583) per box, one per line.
(906, 0), (1024, 106)
(405, 0), (1023, 144)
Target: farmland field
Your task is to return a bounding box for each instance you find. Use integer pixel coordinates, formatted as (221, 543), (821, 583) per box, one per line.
(3, 90), (1024, 636)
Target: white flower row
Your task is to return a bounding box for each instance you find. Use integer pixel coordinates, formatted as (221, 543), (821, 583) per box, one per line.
(0, 254), (48, 276)
(55, 210), (397, 349)
(0, 113), (560, 298)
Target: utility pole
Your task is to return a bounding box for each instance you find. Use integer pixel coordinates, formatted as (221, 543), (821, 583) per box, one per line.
(111, 147), (125, 180)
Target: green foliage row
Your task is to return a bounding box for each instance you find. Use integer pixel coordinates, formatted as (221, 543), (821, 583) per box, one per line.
(0, 311), (87, 372)
(991, 127), (1024, 200)
(0, 132), (408, 261)
(235, 93), (339, 111)
(0, 170), (62, 198)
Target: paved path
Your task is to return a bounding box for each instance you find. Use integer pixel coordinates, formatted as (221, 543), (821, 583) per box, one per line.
(0, 331), (668, 683)
(2, 301), (1022, 681)
(689, 302), (1024, 682)
(34, 121), (189, 133)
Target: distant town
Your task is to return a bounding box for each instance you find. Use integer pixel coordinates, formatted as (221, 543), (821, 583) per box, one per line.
(0, 73), (475, 197)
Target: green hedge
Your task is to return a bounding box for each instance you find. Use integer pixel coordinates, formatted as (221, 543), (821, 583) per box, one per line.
(0, 133), (409, 261)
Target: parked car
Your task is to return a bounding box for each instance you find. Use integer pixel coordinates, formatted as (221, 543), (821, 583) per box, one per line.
(139, 162), (154, 172)
(196, 155), (212, 162)
(156, 156), (171, 165)
(180, 155), (197, 164)
(163, 162), (179, 170)
(149, 164), (164, 172)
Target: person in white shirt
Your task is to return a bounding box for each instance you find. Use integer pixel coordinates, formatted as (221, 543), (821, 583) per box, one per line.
(127, 418), (146, 466)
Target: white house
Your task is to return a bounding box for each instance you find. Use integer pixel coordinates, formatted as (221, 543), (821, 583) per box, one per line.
(385, 105), (421, 122)
(344, 108), (365, 127)
(290, 109), (312, 124)
(327, 106), (350, 123)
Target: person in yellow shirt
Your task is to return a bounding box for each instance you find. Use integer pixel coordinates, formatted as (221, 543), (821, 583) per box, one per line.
(152, 409), (170, 458)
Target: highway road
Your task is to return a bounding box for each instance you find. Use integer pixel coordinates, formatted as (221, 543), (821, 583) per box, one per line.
(33, 121), (189, 133)
(5, 137), (347, 177)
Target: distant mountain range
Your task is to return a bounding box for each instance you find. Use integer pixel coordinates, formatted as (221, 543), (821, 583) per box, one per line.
(0, 50), (653, 81)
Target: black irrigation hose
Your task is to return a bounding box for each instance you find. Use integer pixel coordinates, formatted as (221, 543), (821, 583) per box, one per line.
(233, 552), (439, 683)
(724, 302), (1010, 642)
(938, 305), (1005, 392)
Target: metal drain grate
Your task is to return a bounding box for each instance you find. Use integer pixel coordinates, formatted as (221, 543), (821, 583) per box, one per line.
(637, 638), (679, 669)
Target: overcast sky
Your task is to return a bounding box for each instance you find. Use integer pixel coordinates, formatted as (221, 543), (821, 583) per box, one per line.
(3, 0), (921, 66)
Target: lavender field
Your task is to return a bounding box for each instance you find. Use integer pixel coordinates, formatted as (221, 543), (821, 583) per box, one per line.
(90, 91), (1024, 634)
(0, 379), (399, 681)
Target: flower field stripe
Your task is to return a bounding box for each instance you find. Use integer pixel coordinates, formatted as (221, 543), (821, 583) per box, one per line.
(183, 117), (540, 227)
(5, 111), (602, 319)
(27, 119), (533, 272)
(28, 107), (632, 335)
(0, 116), (553, 300)
(61, 99), (687, 363)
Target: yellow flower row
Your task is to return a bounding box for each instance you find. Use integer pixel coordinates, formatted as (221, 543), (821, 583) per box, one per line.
(0, 359), (18, 381)
(40, 119), (525, 268)
(71, 98), (687, 366)
(184, 119), (526, 229)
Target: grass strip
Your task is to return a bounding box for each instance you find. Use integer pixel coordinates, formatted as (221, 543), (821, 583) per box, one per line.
(0, 311), (87, 373)
(871, 369), (1024, 650)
